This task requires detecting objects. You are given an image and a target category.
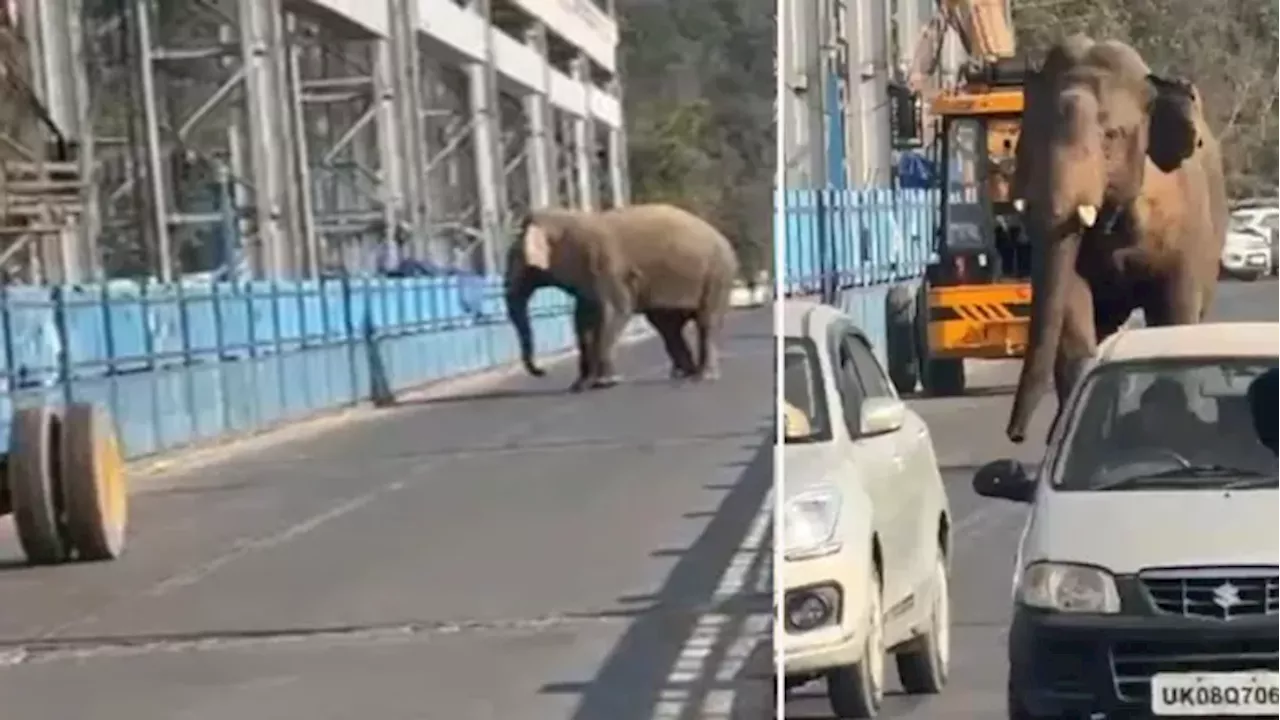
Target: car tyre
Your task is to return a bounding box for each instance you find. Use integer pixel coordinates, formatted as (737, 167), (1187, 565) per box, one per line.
(895, 547), (951, 694)
(827, 566), (885, 718)
(885, 285), (919, 394)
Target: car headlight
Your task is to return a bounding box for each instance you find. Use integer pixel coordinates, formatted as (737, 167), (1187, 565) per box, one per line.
(1017, 561), (1121, 614)
(783, 487), (842, 560)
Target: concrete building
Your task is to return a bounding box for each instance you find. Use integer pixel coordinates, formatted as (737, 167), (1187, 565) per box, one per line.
(12, 0), (628, 282)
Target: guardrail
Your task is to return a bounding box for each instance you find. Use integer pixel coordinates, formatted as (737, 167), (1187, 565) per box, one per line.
(778, 187), (938, 361)
(0, 276), (574, 459)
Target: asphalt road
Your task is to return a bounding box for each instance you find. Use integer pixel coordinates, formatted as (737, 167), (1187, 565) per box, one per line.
(785, 278), (1280, 719)
(0, 308), (776, 719)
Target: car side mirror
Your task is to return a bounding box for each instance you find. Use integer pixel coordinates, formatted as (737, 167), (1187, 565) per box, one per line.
(972, 459), (1036, 503)
(860, 397), (907, 436)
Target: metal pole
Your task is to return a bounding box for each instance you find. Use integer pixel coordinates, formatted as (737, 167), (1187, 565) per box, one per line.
(286, 15), (318, 277)
(571, 55), (594, 211)
(133, 0), (172, 281)
(523, 25), (552, 209)
(238, 0), (288, 278)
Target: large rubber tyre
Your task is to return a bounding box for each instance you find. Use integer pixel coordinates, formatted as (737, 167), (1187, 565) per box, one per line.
(827, 568), (886, 718)
(923, 358), (966, 397)
(61, 403), (128, 561)
(884, 285), (919, 394)
(9, 406), (68, 564)
(895, 547), (951, 694)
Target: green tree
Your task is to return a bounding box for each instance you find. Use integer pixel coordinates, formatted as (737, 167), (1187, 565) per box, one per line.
(617, 0), (776, 279)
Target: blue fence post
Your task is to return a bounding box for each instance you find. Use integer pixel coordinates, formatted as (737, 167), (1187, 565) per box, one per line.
(52, 286), (72, 409)
(341, 275), (358, 404)
(176, 280), (196, 441)
(243, 281), (261, 429)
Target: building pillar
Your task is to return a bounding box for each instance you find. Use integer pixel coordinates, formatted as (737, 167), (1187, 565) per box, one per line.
(570, 55), (594, 210)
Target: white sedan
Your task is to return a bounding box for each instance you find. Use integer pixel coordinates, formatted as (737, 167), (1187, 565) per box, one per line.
(780, 299), (953, 718)
(973, 322), (1279, 719)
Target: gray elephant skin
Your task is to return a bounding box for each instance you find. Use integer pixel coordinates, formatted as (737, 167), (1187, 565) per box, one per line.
(504, 202), (741, 392)
(1005, 36), (1228, 442)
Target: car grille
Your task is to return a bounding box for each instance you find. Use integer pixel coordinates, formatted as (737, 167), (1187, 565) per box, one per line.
(1111, 637), (1280, 704)
(1139, 567), (1279, 620)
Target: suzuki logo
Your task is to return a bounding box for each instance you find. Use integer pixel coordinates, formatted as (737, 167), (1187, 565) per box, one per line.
(1212, 581), (1243, 614)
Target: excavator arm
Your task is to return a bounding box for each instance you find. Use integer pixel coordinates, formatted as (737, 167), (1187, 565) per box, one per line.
(903, 0), (1018, 96)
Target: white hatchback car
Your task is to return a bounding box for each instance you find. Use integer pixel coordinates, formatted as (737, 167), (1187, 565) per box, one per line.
(973, 322), (1279, 719)
(780, 299), (953, 718)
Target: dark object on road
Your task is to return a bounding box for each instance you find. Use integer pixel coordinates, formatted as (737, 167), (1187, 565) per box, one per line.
(505, 203), (739, 392)
(1005, 37), (1228, 443)
(1247, 367), (1278, 455)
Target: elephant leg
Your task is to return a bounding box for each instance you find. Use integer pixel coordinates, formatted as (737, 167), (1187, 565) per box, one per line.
(646, 310), (696, 378)
(1143, 270), (1203, 326)
(570, 299), (601, 393)
(692, 307), (725, 382)
(591, 290), (635, 389)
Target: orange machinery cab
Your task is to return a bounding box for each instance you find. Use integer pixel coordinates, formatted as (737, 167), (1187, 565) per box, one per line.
(925, 84), (1032, 362)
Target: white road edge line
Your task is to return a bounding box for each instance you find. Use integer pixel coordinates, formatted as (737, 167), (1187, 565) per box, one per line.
(654, 486), (774, 719)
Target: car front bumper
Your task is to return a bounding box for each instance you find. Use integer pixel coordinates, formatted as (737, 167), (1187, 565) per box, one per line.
(780, 550), (869, 679)
(1009, 603), (1279, 718)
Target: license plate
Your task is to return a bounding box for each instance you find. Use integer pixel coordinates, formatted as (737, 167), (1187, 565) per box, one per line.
(1248, 256), (1268, 266)
(1151, 671), (1280, 716)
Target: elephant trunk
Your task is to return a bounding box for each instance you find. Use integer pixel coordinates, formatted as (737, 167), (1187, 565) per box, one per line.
(506, 279), (546, 377)
(1006, 218), (1083, 443)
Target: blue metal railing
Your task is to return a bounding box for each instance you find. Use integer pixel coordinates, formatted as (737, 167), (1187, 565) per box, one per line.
(0, 276), (574, 458)
(780, 187), (938, 295)
(778, 186), (939, 362)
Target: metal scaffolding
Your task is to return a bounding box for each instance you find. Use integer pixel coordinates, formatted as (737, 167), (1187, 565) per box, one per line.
(780, 0), (965, 190)
(12, 0), (628, 283)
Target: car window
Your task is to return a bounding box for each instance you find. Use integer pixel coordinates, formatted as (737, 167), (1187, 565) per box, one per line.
(829, 331), (867, 438)
(848, 335), (895, 399)
(782, 337), (832, 444)
(1053, 358), (1279, 491)
(1262, 213), (1280, 230)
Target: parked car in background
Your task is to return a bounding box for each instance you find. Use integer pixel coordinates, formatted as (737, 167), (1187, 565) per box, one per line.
(1227, 203), (1280, 274)
(1221, 224), (1272, 281)
(780, 299), (952, 718)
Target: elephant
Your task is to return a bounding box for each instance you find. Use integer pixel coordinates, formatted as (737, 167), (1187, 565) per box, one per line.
(1004, 37), (1228, 443)
(504, 203), (740, 392)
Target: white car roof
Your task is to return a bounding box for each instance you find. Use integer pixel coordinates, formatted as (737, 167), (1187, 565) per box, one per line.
(781, 298), (850, 341)
(1096, 322), (1280, 364)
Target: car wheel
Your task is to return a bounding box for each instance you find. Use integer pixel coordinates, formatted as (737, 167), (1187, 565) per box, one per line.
(827, 567), (885, 718)
(895, 547), (951, 694)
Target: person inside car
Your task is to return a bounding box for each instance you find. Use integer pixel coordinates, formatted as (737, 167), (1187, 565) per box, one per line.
(1110, 376), (1213, 462)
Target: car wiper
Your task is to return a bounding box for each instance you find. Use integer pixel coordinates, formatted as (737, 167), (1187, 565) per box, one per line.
(1097, 464), (1270, 491)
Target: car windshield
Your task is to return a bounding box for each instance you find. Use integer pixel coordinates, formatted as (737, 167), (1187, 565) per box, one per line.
(1054, 358), (1280, 491)
(782, 337), (831, 443)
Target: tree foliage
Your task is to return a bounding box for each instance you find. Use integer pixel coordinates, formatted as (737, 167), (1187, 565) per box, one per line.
(1012, 0), (1279, 197)
(617, 0), (776, 277)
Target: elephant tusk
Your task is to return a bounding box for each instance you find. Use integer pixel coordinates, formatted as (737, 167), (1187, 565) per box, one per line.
(1013, 198), (1026, 213)
(1077, 205), (1098, 228)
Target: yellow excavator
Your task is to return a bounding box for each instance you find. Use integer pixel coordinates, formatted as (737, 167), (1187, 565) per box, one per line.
(885, 0), (1033, 396)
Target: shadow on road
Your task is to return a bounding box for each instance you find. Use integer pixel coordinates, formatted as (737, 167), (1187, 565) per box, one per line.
(540, 438), (775, 719)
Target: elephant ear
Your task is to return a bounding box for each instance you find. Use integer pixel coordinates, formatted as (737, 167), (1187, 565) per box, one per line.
(1146, 73), (1201, 173)
(521, 222), (552, 270)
